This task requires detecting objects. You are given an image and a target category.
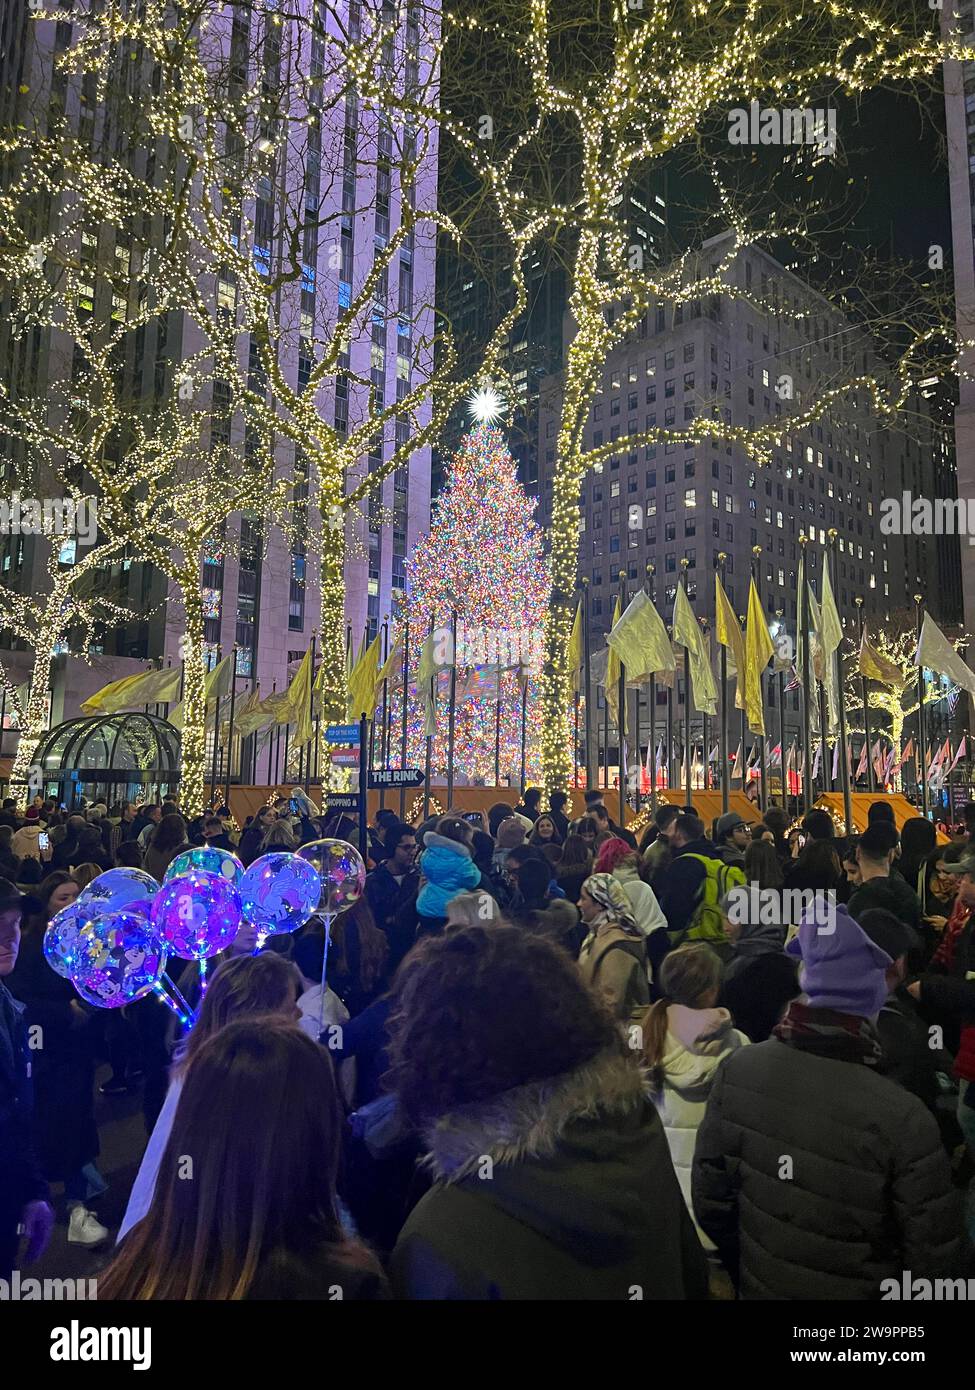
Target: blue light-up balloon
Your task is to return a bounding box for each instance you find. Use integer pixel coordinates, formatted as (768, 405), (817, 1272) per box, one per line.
(164, 845), (243, 886)
(151, 868), (242, 960)
(70, 912), (168, 1009)
(239, 852), (322, 936)
(77, 867), (160, 916)
(43, 901), (97, 980)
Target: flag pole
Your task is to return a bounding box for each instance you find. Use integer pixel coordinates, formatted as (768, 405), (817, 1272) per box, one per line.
(617, 570), (627, 825)
(679, 560), (692, 804)
(828, 531), (853, 834)
(208, 645), (223, 809)
(603, 685), (610, 792)
(304, 633), (317, 798)
(645, 563), (657, 816)
(223, 647), (239, 812)
(494, 659), (502, 789)
(582, 577), (594, 791)
(798, 535), (814, 816)
(818, 679), (830, 796)
(700, 613), (709, 789)
(664, 678), (673, 800)
(717, 554), (729, 813)
(446, 607), (458, 809)
(399, 614), (410, 819)
(916, 593), (929, 816)
(378, 620), (389, 811)
(519, 671), (529, 796)
(854, 596), (875, 793)
(269, 684), (278, 786)
(750, 546), (768, 812)
(774, 607), (787, 811)
(422, 614), (434, 820)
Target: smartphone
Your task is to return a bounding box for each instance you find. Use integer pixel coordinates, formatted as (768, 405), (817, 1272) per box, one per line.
(462, 812), (484, 826)
(38, 832), (50, 850)
(289, 797), (300, 814)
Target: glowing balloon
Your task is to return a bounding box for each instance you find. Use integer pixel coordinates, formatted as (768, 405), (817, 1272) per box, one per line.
(239, 852), (322, 936)
(150, 868), (242, 960)
(70, 912), (168, 1009)
(296, 838), (366, 915)
(43, 901), (97, 980)
(77, 868), (160, 916)
(164, 845), (243, 886)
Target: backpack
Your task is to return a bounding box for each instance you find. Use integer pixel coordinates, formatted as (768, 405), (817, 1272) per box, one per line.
(672, 853), (745, 947)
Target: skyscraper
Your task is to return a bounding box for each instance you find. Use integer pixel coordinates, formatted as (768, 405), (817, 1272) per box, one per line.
(0, 1), (436, 743)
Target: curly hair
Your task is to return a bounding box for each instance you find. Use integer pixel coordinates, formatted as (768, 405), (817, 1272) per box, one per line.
(386, 923), (621, 1125)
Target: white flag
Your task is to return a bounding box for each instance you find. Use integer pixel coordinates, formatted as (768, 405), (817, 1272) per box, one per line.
(916, 612), (975, 696)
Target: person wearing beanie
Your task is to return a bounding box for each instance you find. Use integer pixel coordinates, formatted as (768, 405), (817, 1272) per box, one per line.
(692, 902), (961, 1298)
(712, 812), (749, 870)
(491, 815), (527, 878)
(847, 821), (922, 933)
(415, 817), (482, 935)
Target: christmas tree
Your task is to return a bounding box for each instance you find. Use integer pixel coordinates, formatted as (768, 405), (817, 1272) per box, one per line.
(395, 422), (550, 783)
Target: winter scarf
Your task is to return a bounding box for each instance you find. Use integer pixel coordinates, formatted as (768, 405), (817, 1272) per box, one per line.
(773, 999), (883, 1067)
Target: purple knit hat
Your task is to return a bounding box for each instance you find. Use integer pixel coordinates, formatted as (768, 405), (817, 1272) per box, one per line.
(786, 902), (892, 1017)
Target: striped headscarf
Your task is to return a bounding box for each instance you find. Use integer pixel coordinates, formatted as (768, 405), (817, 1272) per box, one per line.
(581, 872), (640, 935)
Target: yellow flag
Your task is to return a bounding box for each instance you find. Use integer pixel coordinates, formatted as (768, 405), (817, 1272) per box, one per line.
(347, 631), (382, 722)
(744, 578), (774, 735)
(376, 631), (403, 693)
(276, 646), (314, 747)
(417, 631), (439, 738)
(82, 666), (180, 715)
(233, 686), (269, 739)
(605, 595), (623, 732)
(859, 625), (905, 690)
(606, 590), (676, 684)
(167, 653), (234, 731)
(568, 602), (583, 693)
(714, 573), (746, 712)
(820, 562), (844, 736)
(672, 583), (717, 715)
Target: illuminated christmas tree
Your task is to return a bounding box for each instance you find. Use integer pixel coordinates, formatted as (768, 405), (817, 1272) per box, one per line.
(396, 421), (550, 783)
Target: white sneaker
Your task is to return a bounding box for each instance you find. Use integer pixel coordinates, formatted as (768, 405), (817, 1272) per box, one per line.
(67, 1205), (109, 1246)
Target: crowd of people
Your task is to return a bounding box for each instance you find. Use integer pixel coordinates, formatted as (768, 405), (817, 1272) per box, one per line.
(2, 785), (975, 1300)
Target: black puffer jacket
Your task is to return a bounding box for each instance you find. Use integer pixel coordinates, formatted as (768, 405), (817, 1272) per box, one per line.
(691, 1037), (961, 1299)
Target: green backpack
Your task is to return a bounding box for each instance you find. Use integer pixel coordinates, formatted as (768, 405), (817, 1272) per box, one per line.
(672, 853), (746, 946)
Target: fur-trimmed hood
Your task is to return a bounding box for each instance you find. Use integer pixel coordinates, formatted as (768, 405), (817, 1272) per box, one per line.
(422, 1048), (645, 1183)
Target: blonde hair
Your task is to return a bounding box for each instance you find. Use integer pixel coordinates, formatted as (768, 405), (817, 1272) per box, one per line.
(71, 863), (103, 891)
(640, 943), (724, 1090)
